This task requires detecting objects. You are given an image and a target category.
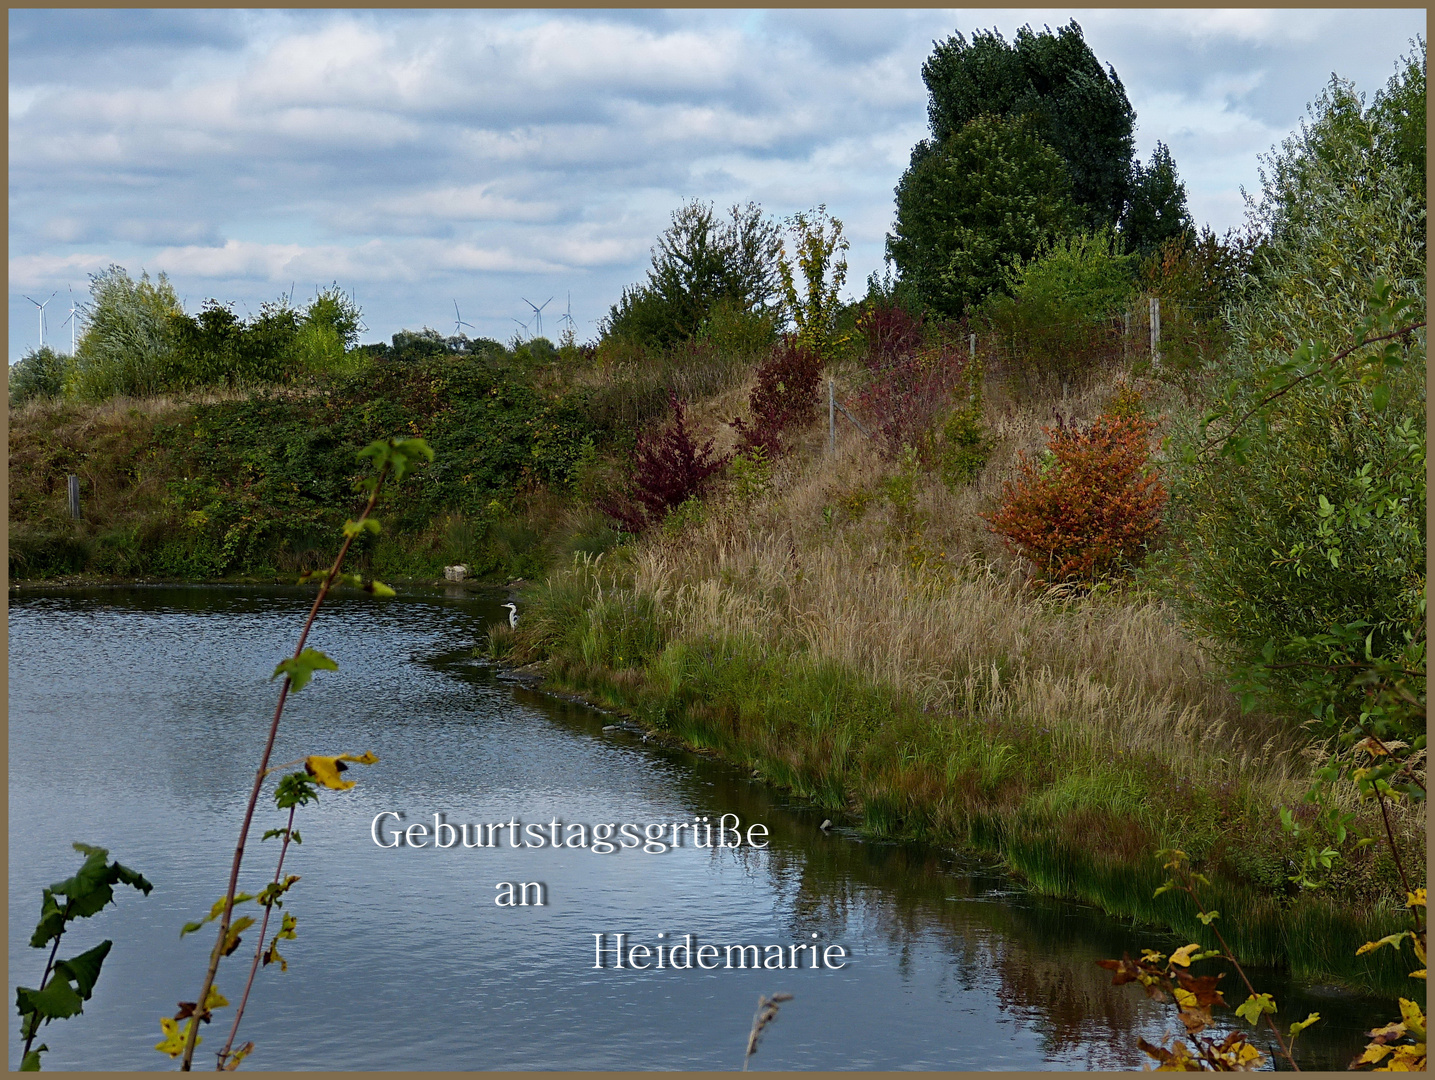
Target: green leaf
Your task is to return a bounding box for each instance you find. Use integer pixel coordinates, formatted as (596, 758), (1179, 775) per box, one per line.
(1235, 992), (1277, 1026)
(19, 1046), (47, 1071)
(16, 975), (84, 1023)
(53, 940), (112, 1001)
(1372, 382), (1392, 412)
(342, 517), (381, 538)
(364, 579), (396, 598)
(272, 648), (339, 693)
(1289, 1012), (1321, 1038)
(1197, 910), (1220, 925)
(30, 848), (152, 948)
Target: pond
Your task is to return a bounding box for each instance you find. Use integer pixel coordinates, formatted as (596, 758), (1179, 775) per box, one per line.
(8, 585), (1396, 1070)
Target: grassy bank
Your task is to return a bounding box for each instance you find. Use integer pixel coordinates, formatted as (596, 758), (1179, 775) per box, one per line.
(498, 363), (1422, 996)
(7, 342), (753, 584)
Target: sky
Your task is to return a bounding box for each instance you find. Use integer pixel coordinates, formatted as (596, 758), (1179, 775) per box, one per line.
(7, 8), (1426, 362)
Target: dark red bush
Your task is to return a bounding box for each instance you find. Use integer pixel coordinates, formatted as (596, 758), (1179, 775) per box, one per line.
(851, 307), (971, 455)
(599, 391), (728, 532)
(730, 337), (824, 455)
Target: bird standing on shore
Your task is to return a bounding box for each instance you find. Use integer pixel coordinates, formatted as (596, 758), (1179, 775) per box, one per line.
(503, 602), (518, 628)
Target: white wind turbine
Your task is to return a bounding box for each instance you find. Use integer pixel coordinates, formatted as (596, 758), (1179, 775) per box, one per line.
(22, 292), (56, 348)
(557, 293), (576, 339)
(59, 288), (81, 354)
(521, 296), (553, 339)
(452, 300), (475, 337)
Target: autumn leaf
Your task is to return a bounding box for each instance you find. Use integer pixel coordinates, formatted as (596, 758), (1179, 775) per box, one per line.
(1289, 1012), (1321, 1038)
(1358, 931), (1413, 956)
(155, 1016), (197, 1058)
(304, 751), (379, 790)
(222, 1042), (255, 1071)
(1169, 943), (1202, 967)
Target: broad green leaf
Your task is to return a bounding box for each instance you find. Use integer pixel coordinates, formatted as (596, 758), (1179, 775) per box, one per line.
(342, 517), (381, 538)
(1197, 910), (1221, 926)
(19, 1046), (47, 1071)
(272, 648), (338, 693)
(223, 916), (255, 955)
(16, 974), (84, 1022)
(1235, 992), (1277, 1026)
(53, 940), (112, 1000)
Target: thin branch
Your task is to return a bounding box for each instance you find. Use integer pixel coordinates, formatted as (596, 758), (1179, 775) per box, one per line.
(1176, 873), (1298, 1070)
(179, 475), (386, 1071)
(1200, 321), (1424, 457)
(215, 803), (297, 1070)
(20, 934), (65, 1060)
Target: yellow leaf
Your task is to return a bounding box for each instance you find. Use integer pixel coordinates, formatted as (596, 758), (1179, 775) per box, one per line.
(1398, 998), (1425, 1039)
(304, 751), (379, 790)
(1408, 889), (1427, 909)
(1358, 932), (1412, 956)
(1409, 969), (1426, 980)
(1170, 943), (1201, 967)
(1289, 1012), (1321, 1037)
(155, 1016), (198, 1058)
(204, 985), (228, 1011)
(1355, 1043), (1394, 1066)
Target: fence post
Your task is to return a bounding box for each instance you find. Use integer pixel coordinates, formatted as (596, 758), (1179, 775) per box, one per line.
(67, 474), (81, 520)
(828, 378), (836, 455)
(1149, 296), (1161, 369)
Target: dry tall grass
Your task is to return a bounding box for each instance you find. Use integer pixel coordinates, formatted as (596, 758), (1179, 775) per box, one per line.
(620, 363), (1311, 796)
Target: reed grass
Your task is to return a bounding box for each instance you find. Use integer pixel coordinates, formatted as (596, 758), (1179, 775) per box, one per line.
(514, 361), (1423, 993)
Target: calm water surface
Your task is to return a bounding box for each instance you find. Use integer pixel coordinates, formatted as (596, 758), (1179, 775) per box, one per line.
(8, 586), (1396, 1070)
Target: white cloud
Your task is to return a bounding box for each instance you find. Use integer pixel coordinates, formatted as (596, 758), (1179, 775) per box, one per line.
(8, 8), (1427, 360)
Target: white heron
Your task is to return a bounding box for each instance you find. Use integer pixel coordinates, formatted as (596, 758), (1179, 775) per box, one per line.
(502, 602), (518, 628)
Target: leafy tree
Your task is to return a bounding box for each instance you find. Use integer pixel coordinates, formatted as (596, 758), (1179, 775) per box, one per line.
(919, 20), (1136, 231)
(1161, 70), (1426, 733)
(303, 284), (363, 350)
(983, 230), (1137, 382)
(67, 265), (185, 400)
(888, 113), (1076, 316)
(1121, 141), (1193, 257)
(9, 346), (69, 407)
(602, 200), (783, 348)
(778, 205), (849, 358)
(1369, 37), (1426, 205)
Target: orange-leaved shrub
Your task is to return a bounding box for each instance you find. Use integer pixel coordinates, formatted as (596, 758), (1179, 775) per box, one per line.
(983, 406), (1167, 584)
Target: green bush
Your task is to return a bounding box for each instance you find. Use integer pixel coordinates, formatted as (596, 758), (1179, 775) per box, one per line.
(982, 230), (1137, 385)
(66, 266), (186, 400)
(938, 404), (991, 488)
(9, 346), (70, 406)
(1161, 67), (1426, 730)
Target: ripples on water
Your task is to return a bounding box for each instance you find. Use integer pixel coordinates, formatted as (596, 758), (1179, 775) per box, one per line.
(8, 586), (1392, 1070)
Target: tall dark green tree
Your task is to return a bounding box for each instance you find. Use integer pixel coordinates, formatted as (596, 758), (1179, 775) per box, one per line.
(919, 21), (1136, 231)
(1120, 141), (1193, 257)
(887, 114), (1077, 317)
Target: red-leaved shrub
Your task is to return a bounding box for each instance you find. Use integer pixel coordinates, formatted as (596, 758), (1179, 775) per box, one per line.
(731, 337), (824, 455)
(600, 391), (728, 532)
(983, 410), (1168, 584)
(852, 306), (971, 455)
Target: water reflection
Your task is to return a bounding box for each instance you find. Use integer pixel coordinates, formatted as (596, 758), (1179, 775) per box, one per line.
(9, 586), (1395, 1071)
